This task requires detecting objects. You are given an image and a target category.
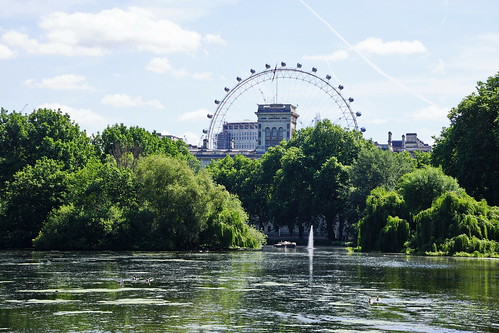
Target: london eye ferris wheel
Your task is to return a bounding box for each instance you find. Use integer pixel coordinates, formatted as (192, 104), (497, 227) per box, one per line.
(203, 62), (365, 150)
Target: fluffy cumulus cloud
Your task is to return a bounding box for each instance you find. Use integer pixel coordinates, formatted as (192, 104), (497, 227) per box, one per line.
(354, 37), (428, 55)
(146, 57), (173, 74)
(178, 108), (210, 122)
(37, 102), (108, 133)
(25, 74), (93, 90)
(412, 104), (449, 121)
(146, 57), (213, 79)
(303, 37), (427, 63)
(2, 7), (212, 56)
(101, 93), (165, 109)
(0, 44), (15, 59)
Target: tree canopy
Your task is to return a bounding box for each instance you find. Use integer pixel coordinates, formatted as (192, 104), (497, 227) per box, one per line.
(432, 73), (499, 206)
(1, 108), (263, 250)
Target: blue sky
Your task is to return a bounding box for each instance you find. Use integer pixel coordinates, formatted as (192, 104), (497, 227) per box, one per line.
(1, 0), (498, 146)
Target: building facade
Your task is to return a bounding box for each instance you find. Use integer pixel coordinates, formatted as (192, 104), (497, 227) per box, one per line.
(375, 132), (432, 153)
(216, 121), (258, 150)
(255, 104), (299, 153)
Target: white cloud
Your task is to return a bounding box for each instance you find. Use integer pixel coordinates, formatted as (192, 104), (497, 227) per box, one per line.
(303, 50), (348, 62)
(354, 37), (428, 55)
(101, 94), (165, 109)
(146, 57), (172, 74)
(182, 131), (200, 145)
(178, 109), (210, 122)
(25, 74), (93, 90)
(203, 34), (225, 44)
(2, 30), (103, 56)
(2, 7), (205, 56)
(413, 105), (449, 121)
(37, 102), (108, 133)
(146, 57), (213, 79)
(0, 44), (15, 59)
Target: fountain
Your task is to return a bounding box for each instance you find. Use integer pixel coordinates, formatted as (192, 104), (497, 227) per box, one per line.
(307, 225), (314, 249)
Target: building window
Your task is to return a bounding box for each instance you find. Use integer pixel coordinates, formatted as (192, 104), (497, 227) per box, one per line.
(265, 127), (270, 147)
(271, 127), (278, 146)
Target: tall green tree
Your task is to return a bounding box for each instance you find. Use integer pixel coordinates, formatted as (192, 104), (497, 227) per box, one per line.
(0, 158), (69, 248)
(33, 159), (138, 250)
(94, 124), (198, 170)
(357, 187), (408, 252)
(314, 156), (349, 239)
(398, 166), (462, 216)
(0, 108), (94, 183)
(432, 73), (499, 205)
(348, 145), (415, 219)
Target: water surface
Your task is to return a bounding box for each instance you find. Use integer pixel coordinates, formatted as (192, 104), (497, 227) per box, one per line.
(0, 247), (497, 332)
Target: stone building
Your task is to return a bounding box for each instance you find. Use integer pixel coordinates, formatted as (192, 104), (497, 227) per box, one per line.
(255, 104), (299, 153)
(376, 132), (432, 153)
(216, 121), (258, 150)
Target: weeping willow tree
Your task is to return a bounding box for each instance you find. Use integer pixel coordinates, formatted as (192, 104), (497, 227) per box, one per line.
(357, 187), (409, 252)
(34, 155), (266, 250)
(414, 191), (499, 256)
(358, 167), (498, 256)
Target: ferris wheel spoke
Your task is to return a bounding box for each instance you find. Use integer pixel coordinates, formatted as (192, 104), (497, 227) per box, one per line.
(206, 65), (361, 149)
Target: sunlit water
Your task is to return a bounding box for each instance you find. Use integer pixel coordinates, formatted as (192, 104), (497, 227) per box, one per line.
(0, 247), (498, 332)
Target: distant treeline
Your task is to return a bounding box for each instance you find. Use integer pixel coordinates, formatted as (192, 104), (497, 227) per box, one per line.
(206, 73), (498, 257)
(0, 73), (497, 255)
(0, 114), (265, 250)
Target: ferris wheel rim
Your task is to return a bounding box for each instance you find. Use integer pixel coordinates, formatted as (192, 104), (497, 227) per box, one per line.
(206, 64), (360, 150)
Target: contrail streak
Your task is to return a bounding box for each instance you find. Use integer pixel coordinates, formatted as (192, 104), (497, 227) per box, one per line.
(298, 0), (436, 106)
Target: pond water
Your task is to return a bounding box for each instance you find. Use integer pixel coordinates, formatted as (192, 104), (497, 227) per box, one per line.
(0, 247), (498, 332)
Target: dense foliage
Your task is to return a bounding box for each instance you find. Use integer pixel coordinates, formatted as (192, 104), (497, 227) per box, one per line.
(0, 108), (265, 250)
(209, 120), (405, 240)
(432, 73), (499, 206)
(357, 167), (499, 256)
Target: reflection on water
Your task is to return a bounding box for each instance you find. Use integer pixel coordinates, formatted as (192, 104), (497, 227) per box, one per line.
(0, 247), (498, 332)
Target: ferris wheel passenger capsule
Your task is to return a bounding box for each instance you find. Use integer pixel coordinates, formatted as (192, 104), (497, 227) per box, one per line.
(207, 114), (213, 119)
(224, 87), (230, 92)
(236, 77), (242, 82)
(214, 100), (220, 104)
(297, 63), (302, 68)
(356, 111), (362, 117)
(281, 62), (286, 67)
(265, 64), (271, 69)
(312, 67), (317, 73)
(361, 127), (366, 133)
(250, 69), (255, 74)
(338, 85), (344, 90)
(326, 75), (331, 80)
(203, 129), (208, 134)
(348, 97), (354, 103)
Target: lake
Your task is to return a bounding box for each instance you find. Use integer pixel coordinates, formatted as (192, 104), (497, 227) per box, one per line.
(0, 247), (498, 332)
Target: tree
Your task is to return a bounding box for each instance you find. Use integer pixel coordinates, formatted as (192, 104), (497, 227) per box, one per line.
(33, 160), (138, 250)
(348, 144), (415, 220)
(313, 156), (349, 239)
(398, 166), (462, 216)
(413, 191), (498, 255)
(0, 158), (69, 248)
(357, 187), (408, 252)
(0, 108), (94, 184)
(94, 124), (199, 170)
(432, 73), (499, 205)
